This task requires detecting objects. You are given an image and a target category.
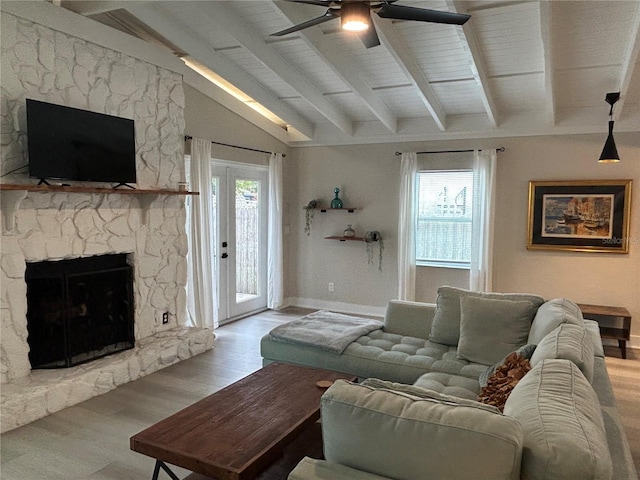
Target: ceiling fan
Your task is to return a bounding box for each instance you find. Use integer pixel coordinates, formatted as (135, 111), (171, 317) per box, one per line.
(271, 0), (471, 49)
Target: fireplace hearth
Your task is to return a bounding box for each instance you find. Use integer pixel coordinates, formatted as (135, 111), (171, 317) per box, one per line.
(26, 254), (134, 369)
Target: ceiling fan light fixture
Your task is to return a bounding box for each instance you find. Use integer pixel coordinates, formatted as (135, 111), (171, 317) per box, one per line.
(341, 2), (370, 32)
(598, 92), (621, 163)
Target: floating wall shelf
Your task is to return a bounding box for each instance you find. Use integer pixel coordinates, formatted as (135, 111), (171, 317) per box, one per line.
(319, 207), (357, 213)
(325, 236), (378, 242)
(0, 183), (199, 233)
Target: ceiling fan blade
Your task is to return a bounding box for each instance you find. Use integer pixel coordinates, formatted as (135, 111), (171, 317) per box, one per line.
(359, 19), (380, 49)
(270, 9), (338, 37)
(376, 4), (470, 26)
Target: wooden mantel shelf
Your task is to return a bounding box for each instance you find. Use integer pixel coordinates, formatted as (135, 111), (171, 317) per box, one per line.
(0, 183), (198, 233)
(0, 183), (199, 196)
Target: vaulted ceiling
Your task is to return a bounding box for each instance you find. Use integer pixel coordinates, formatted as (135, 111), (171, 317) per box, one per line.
(60, 0), (640, 146)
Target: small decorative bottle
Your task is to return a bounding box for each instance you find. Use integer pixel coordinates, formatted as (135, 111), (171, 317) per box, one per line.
(343, 224), (355, 238)
(331, 187), (343, 209)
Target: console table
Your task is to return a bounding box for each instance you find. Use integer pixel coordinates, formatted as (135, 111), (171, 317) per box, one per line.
(578, 304), (632, 359)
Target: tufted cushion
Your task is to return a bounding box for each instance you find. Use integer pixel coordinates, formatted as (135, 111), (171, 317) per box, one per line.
(361, 377), (491, 410)
(346, 329), (488, 380)
(413, 371), (480, 400)
(503, 359), (612, 480)
(530, 323), (594, 383)
(457, 296), (537, 366)
(527, 298), (584, 345)
(429, 286), (545, 346)
(322, 379), (523, 480)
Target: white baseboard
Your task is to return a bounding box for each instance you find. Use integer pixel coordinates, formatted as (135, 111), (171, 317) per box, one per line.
(284, 297), (386, 319)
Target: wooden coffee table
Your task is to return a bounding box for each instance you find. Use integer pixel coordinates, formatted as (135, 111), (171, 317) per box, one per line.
(130, 362), (356, 480)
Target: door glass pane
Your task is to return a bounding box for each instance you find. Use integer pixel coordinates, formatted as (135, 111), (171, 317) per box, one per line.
(235, 178), (260, 303)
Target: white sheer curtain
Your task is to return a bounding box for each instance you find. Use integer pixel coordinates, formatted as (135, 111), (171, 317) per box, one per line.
(186, 138), (218, 329)
(398, 152), (417, 301)
(470, 149), (497, 292)
(267, 153), (284, 309)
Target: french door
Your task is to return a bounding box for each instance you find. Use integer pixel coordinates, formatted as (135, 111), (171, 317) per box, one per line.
(211, 163), (268, 322)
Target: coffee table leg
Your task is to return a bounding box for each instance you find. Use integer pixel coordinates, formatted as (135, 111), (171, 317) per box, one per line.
(152, 460), (181, 480)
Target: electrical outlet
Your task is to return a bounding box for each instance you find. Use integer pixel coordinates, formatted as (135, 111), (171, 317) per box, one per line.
(328, 282), (334, 292)
(162, 312), (169, 324)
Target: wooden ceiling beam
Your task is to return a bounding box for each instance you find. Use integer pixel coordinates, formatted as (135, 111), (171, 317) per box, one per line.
(270, 0), (398, 134)
(373, 17), (447, 131)
(199, 2), (353, 135)
(125, 4), (315, 139)
(539, 0), (556, 126)
(447, 0), (499, 127)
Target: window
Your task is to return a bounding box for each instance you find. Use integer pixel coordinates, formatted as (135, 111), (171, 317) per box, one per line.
(416, 170), (474, 267)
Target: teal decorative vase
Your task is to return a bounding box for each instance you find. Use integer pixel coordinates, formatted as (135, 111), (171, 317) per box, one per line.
(331, 187), (343, 209)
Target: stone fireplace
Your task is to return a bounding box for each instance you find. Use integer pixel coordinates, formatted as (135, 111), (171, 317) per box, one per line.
(0, 7), (214, 433)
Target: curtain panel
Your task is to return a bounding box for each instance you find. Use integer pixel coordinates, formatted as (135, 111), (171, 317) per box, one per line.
(470, 149), (497, 292)
(186, 138), (218, 329)
(268, 153), (284, 309)
(398, 152), (417, 301)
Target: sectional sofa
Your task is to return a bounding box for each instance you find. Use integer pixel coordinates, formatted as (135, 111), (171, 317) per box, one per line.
(260, 287), (637, 480)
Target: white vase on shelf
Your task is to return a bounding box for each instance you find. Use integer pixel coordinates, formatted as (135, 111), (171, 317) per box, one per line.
(343, 224), (355, 238)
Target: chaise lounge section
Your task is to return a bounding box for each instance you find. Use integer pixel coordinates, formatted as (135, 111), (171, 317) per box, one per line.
(260, 287), (637, 480)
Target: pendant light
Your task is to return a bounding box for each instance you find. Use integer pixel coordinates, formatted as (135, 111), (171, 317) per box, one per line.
(598, 92), (621, 163)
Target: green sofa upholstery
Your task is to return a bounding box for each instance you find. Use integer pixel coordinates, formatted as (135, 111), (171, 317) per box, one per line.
(260, 290), (637, 480)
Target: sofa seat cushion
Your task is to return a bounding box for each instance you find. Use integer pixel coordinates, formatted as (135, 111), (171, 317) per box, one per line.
(503, 359), (612, 480)
(348, 330), (488, 380)
(321, 379), (523, 480)
(412, 371), (480, 400)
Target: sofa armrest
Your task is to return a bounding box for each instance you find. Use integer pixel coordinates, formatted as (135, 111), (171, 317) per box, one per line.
(584, 319), (605, 358)
(288, 457), (393, 480)
(383, 300), (435, 339)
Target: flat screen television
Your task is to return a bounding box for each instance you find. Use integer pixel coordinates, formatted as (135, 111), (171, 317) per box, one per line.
(27, 99), (136, 184)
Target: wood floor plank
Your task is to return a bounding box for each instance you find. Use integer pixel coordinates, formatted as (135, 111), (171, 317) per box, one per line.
(1, 307), (638, 479)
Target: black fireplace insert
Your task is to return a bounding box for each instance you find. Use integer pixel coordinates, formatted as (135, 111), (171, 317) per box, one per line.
(26, 254), (135, 369)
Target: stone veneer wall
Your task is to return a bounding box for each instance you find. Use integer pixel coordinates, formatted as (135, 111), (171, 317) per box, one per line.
(0, 13), (195, 384)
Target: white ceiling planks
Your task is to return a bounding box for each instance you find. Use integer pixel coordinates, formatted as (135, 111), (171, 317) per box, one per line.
(56, 0), (640, 146)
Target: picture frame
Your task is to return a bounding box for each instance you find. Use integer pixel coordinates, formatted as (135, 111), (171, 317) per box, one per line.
(527, 180), (632, 253)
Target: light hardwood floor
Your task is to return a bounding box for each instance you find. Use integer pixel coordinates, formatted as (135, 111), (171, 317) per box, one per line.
(1, 308), (638, 479)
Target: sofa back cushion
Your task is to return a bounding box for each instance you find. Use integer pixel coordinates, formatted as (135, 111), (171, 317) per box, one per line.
(503, 359), (612, 480)
(322, 379), (523, 480)
(430, 286), (545, 346)
(530, 323), (594, 383)
(527, 298), (584, 345)
(457, 296), (537, 365)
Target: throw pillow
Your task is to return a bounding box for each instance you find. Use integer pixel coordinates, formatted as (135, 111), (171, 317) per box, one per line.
(479, 343), (536, 388)
(477, 351), (531, 411)
(456, 295), (537, 365)
(429, 286), (545, 347)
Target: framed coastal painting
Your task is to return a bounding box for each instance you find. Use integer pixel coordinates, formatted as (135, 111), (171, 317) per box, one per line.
(527, 180), (632, 253)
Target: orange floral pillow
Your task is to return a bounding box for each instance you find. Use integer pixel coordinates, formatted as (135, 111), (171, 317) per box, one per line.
(477, 352), (531, 412)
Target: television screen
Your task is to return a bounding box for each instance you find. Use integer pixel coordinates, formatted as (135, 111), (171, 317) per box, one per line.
(27, 99), (136, 184)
